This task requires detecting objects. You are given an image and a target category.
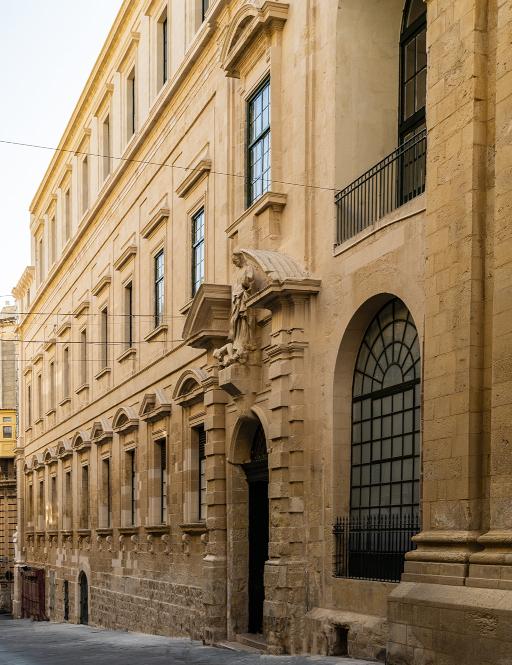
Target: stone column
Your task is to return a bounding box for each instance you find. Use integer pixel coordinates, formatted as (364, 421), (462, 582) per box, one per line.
(202, 366), (229, 644)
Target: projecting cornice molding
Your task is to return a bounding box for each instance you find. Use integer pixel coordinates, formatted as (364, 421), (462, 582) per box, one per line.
(94, 83), (114, 118)
(176, 149), (212, 198)
(142, 200), (169, 239)
(112, 406), (139, 434)
(139, 388), (173, 423)
(56, 319), (71, 337)
(116, 32), (141, 73)
(73, 299), (90, 318)
(91, 417), (114, 444)
(92, 274), (112, 297)
(72, 430), (92, 451)
(173, 369), (208, 407)
(220, 1), (289, 78)
(114, 244), (137, 271)
(57, 439), (73, 459)
(13, 266), (35, 301)
(182, 283), (232, 350)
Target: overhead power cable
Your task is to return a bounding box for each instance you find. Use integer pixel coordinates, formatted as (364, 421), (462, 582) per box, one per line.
(0, 139), (338, 193)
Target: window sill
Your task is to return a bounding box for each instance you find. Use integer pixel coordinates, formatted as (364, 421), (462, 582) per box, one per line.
(117, 347), (136, 363)
(59, 397), (71, 407)
(145, 524), (169, 535)
(144, 324), (168, 342)
(94, 367), (111, 381)
(60, 530), (73, 537)
(45, 408), (56, 417)
(75, 383), (89, 395)
(95, 527), (113, 536)
(118, 526), (139, 536)
(179, 522), (207, 536)
(76, 528), (91, 536)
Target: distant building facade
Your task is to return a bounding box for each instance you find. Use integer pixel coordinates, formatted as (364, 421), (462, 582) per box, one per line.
(0, 305), (17, 613)
(10, 0), (512, 662)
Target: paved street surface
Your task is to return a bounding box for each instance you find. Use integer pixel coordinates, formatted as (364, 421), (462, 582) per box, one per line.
(0, 620), (376, 665)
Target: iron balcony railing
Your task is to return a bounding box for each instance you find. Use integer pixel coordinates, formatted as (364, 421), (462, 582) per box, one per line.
(335, 129), (427, 246)
(333, 513), (420, 582)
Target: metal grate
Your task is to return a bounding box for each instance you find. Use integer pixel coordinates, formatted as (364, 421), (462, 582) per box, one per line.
(333, 513), (420, 582)
(335, 129), (426, 246)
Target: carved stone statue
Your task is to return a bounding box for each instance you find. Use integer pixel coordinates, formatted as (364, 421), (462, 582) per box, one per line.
(214, 251), (257, 366)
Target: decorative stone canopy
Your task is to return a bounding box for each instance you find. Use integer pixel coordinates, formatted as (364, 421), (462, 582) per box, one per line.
(23, 459), (34, 475)
(32, 453), (44, 470)
(220, 1), (289, 78)
(240, 248), (321, 309)
(173, 369), (207, 407)
(182, 283), (232, 350)
(112, 406), (139, 434)
(139, 388), (173, 423)
(56, 439), (73, 459)
(91, 417), (114, 444)
(43, 447), (58, 464)
(72, 430), (92, 451)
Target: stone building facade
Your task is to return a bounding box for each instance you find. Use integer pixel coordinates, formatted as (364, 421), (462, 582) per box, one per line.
(0, 305), (17, 613)
(11, 0), (512, 662)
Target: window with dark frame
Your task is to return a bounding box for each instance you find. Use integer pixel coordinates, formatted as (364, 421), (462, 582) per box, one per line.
(65, 188), (71, 242)
(159, 440), (167, 524)
(63, 347), (70, 397)
(2, 426), (12, 439)
(202, 0), (210, 21)
(191, 208), (205, 298)
(101, 308), (108, 369)
(81, 466), (90, 528)
(247, 78), (271, 207)
(399, 0), (427, 144)
(81, 329), (87, 385)
(129, 450), (136, 525)
(163, 18), (168, 85)
(50, 361), (55, 410)
(103, 116), (111, 179)
(128, 70), (136, 138)
(81, 156), (89, 215)
(65, 471), (72, 529)
(350, 298), (421, 520)
(50, 217), (56, 265)
(198, 425), (206, 521)
(154, 251), (164, 328)
(125, 283), (133, 349)
(37, 374), (42, 419)
(28, 384), (32, 426)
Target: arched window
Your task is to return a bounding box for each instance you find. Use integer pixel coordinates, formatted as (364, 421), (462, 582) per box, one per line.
(399, 0), (427, 143)
(351, 298), (421, 519)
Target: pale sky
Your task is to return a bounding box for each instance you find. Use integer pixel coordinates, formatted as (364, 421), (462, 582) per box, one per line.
(0, 0), (123, 305)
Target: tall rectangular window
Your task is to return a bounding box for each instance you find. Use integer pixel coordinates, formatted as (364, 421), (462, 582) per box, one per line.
(128, 70), (136, 138)
(50, 217), (56, 265)
(125, 283), (133, 349)
(202, 0), (210, 21)
(103, 116), (111, 180)
(51, 476), (57, 528)
(101, 459), (111, 528)
(28, 483), (33, 526)
(129, 450), (136, 525)
(38, 480), (44, 530)
(198, 425), (206, 521)
(81, 466), (90, 529)
(37, 374), (42, 419)
(65, 471), (72, 530)
(27, 385), (32, 426)
(50, 361), (55, 410)
(101, 308), (108, 369)
(38, 238), (44, 285)
(154, 251), (164, 328)
(158, 440), (167, 524)
(81, 156), (89, 215)
(81, 329), (87, 385)
(163, 18), (168, 85)
(65, 188), (71, 242)
(63, 347), (70, 398)
(248, 78), (271, 207)
(191, 208), (205, 298)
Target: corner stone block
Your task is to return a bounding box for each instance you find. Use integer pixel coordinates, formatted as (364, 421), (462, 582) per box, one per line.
(268, 360), (291, 380)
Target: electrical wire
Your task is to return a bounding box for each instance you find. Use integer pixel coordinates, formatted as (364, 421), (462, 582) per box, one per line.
(0, 139), (338, 193)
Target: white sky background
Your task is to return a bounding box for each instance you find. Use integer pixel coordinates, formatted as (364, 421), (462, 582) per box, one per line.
(0, 0), (122, 306)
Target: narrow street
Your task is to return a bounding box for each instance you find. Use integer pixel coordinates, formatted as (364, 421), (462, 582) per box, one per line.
(0, 621), (376, 665)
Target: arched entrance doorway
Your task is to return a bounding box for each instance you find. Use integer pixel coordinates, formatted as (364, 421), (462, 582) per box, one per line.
(79, 572), (88, 625)
(242, 424), (268, 635)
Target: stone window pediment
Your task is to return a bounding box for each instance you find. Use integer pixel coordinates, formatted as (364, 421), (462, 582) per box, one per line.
(112, 406), (139, 434)
(139, 388), (172, 423)
(173, 369), (207, 408)
(23, 459), (34, 475)
(220, 1), (289, 78)
(57, 438), (73, 459)
(32, 453), (44, 470)
(72, 430), (92, 451)
(43, 447), (58, 465)
(91, 417), (114, 444)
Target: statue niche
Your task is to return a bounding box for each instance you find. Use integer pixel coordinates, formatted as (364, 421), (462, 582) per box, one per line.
(213, 251), (258, 367)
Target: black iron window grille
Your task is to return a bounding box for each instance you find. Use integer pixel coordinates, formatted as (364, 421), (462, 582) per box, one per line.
(335, 129), (426, 246)
(198, 426), (206, 521)
(191, 208), (205, 298)
(247, 78), (271, 207)
(333, 513), (420, 582)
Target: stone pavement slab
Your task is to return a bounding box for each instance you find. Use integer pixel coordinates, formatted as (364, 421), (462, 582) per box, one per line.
(0, 620), (377, 665)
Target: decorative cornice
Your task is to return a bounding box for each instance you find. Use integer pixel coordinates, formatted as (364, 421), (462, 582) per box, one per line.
(176, 157), (212, 198)
(94, 82), (114, 118)
(92, 274), (112, 297)
(13, 266), (35, 300)
(43, 338), (57, 352)
(114, 244), (137, 271)
(73, 300), (90, 318)
(141, 205), (169, 239)
(116, 31), (140, 73)
(56, 319), (72, 337)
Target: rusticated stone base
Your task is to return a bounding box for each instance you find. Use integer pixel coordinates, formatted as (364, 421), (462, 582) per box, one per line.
(304, 607), (387, 663)
(387, 582), (512, 665)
